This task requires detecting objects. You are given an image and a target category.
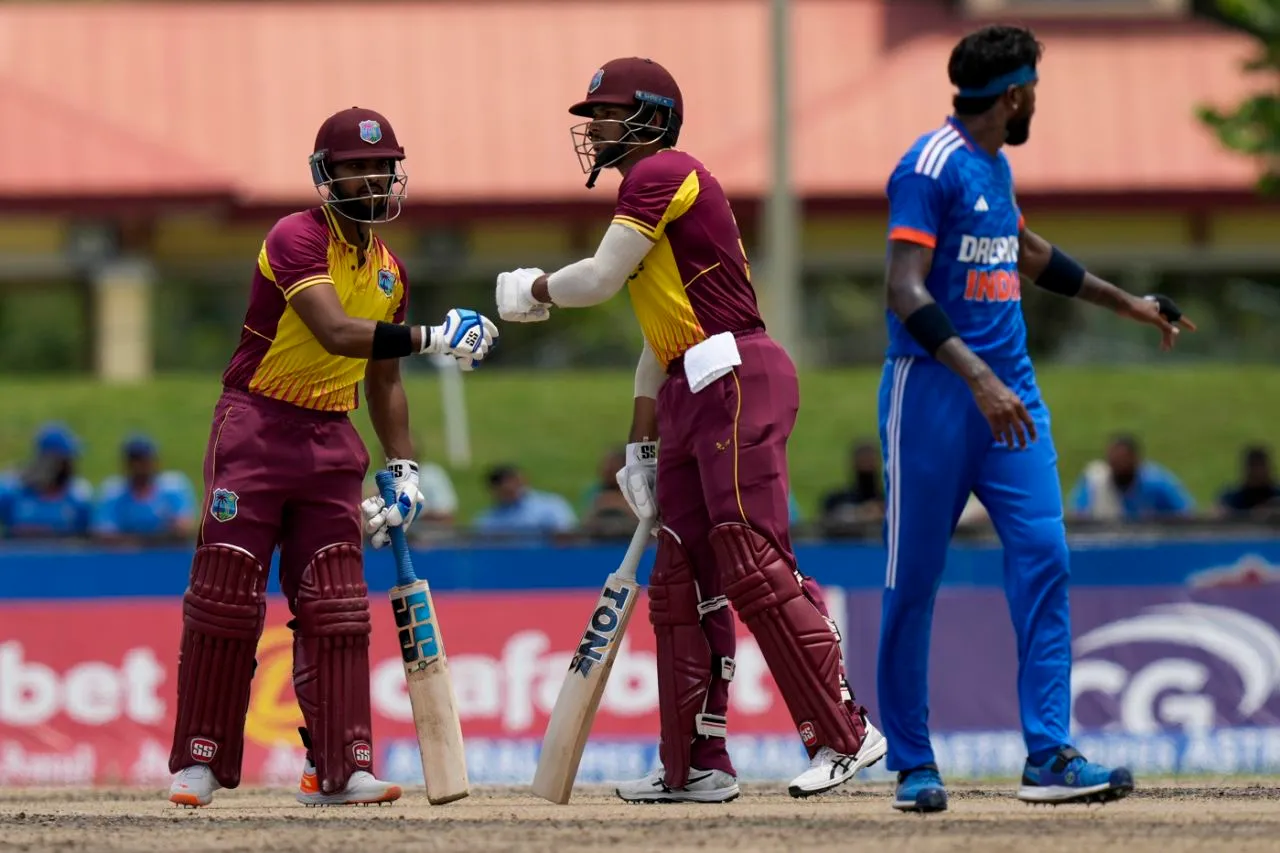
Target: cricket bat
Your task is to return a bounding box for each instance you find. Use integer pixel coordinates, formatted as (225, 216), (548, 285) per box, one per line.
(375, 470), (470, 805)
(531, 517), (656, 804)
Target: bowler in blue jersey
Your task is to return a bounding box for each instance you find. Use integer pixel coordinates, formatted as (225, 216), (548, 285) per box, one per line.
(878, 25), (1196, 813)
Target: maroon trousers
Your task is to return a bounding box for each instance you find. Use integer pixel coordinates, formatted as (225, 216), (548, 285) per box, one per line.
(654, 331), (847, 773)
(169, 388), (375, 791)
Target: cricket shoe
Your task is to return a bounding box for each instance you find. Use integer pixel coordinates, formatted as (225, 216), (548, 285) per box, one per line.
(893, 764), (948, 813)
(615, 768), (740, 804)
(1016, 747), (1134, 805)
(296, 761), (402, 806)
(169, 765), (221, 808)
(788, 720), (888, 798)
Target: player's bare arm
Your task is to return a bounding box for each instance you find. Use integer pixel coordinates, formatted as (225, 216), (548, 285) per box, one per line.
(887, 240), (1036, 448)
(290, 282), (426, 358)
(289, 282), (498, 366)
(365, 358), (413, 460)
(1019, 226), (1196, 351)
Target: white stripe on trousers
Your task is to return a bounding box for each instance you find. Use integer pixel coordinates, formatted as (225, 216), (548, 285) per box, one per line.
(885, 356), (914, 590)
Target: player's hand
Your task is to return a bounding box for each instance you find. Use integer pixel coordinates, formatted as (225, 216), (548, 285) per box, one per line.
(427, 309), (499, 371)
(616, 441), (658, 523)
(495, 268), (551, 323)
(969, 372), (1037, 450)
(361, 459), (424, 549)
(1119, 293), (1197, 352)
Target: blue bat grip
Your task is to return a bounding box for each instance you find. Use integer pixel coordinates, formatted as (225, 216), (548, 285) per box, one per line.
(374, 469), (418, 586)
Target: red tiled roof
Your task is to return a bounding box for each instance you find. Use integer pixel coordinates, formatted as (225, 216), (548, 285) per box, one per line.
(0, 77), (231, 206)
(0, 1), (1266, 208)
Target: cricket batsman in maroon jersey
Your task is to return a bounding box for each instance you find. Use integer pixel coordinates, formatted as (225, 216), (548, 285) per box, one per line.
(496, 58), (888, 802)
(167, 107), (498, 808)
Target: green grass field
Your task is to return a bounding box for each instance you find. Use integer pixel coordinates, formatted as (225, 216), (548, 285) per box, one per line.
(0, 366), (1275, 523)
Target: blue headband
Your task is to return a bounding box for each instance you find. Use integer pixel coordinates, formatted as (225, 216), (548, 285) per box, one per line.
(957, 65), (1037, 99)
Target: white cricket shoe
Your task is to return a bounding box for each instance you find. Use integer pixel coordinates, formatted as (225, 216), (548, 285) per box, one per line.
(615, 767), (740, 804)
(296, 761), (402, 806)
(787, 721), (888, 798)
(169, 765), (221, 808)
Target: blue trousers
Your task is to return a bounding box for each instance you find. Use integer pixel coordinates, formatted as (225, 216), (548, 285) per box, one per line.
(876, 355), (1072, 772)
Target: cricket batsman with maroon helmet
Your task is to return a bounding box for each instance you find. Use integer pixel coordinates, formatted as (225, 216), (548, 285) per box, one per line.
(167, 106), (498, 808)
(496, 58), (887, 802)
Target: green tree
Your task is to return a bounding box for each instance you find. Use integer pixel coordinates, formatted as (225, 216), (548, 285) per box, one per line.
(1199, 0), (1280, 194)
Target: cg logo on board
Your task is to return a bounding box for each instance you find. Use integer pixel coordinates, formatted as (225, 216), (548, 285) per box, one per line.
(1071, 603), (1280, 734)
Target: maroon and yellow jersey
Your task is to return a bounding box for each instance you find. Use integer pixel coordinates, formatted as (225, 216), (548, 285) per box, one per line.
(612, 149), (763, 368)
(221, 206), (408, 412)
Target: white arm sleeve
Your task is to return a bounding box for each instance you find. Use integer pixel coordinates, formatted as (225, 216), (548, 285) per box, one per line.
(546, 223), (653, 308)
(634, 338), (666, 399)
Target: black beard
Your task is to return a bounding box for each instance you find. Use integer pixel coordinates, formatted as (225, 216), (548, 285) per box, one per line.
(593, 142), (626, 170)
(333, 194), (386, 221)
(1005, 116), (1032, 146)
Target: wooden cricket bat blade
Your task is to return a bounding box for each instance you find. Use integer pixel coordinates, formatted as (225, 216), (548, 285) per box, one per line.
(406, 661), (470, 804)
(530, 569), (640, 804)
(390, 579), (470, 804)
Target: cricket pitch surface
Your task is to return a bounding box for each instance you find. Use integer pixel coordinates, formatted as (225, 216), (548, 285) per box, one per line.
(3, 780), (1278, 853)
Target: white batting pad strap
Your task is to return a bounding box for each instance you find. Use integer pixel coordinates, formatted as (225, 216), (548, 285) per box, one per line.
(695, 713), (728, 738)
(697, 595), (729, 616)
(718, 656), (736, 682)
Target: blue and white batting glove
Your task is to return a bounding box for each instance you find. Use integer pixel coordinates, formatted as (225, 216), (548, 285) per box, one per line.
(423, 309), (499, 371)
(361, 459), (425, 549)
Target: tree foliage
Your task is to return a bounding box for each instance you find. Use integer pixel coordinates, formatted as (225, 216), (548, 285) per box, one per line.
(1199, 0), (1280, 194)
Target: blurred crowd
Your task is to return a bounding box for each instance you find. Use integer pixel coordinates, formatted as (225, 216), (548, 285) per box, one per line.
(0, 423), (197, 545)
(2, 421), (1276, 546)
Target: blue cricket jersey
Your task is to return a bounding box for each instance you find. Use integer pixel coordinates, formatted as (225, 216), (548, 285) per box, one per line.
(885, 117), (1028, 361)
(92, 471), (198, 537)
(0, 472), (94, 538)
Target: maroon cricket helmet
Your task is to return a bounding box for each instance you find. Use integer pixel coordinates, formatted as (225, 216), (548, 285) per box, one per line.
(568, 58), (684, 188)
(312, 106), (405, 163)
(309, 107), (408, 223)
(569, 57), (684, 121)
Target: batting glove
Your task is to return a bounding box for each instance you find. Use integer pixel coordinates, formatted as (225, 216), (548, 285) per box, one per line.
(423, 309), (499, 371)
(361, 459), (425, 549)
(616, 441), (658, 523)
(495, 268), (551, 323)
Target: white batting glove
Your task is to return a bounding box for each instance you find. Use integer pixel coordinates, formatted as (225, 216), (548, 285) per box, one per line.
(495, 268), (551, 323)
(422, 309), (499, 371)
(361, 459), (424, 549)
(616, 441), (658, 522)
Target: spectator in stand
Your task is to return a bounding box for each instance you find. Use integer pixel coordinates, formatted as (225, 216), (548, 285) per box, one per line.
(1068, 433), (1194, 521)
(1218, 445), (1280, 517)
(92, 435), (197, 543)
(473, 463), (577, 536)
(579, 447), (634, 535)
(820, 440), (886, 525)
(0, 422), (93, 539)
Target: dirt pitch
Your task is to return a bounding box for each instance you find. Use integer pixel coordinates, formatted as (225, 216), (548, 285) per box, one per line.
(2, 780), (1279, 853)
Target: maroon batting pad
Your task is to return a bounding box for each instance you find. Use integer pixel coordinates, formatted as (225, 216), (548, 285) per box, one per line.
(713, 523), (866, 757)
(168, 544), (268, 788)
(649, 528), (733, 788)
(290, 542), (374, 795)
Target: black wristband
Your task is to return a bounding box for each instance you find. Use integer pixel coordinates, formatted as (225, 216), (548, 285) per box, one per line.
(903, 303), (959, 357)
(371, 321), (414, 360)
(1035, 246), (1086, 298)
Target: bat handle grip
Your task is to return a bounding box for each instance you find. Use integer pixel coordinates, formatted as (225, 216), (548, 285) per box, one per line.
(617, 517), (656, 583)
(375, 469), (418, 586)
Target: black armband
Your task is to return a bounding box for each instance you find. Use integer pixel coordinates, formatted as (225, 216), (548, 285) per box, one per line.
(371, 321), (414, 360)
(1035, 246), (1086, 297)
(903, 303), (959, 356)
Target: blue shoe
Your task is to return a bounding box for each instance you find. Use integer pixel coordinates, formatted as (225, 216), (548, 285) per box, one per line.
(1017, 747), (1134, 805)
(892, 764), (948, 813)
